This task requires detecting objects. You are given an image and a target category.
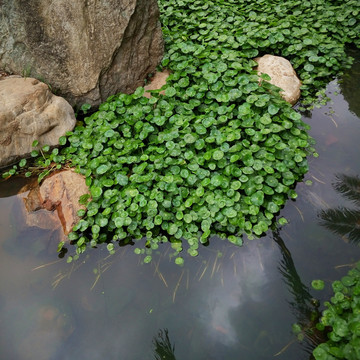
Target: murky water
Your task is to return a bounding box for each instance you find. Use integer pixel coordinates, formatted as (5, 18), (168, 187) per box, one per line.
(1, 50), (359, 360)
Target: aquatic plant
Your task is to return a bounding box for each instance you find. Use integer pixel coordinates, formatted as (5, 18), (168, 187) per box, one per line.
(289, 174), (360, 359)
(159, 0), (360, 109)
(51, 81), (311, 264)
(2, 0), (360, 263)
(311, 262), (360, 360)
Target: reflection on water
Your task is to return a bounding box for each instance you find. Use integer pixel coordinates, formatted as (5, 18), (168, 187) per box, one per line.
(272, 230), (326, 356)
(340, 48), (360, 118)
(0, 50), (359, 360)
(319, 174), (360, 244)
(153, 329), (177, 360)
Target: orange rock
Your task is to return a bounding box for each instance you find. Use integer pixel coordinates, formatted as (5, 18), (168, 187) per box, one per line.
(39, 170), (89, 235)
(18, 188), (63, 233)
(19, 170), (90, 237)
(23, 186), (43, 212)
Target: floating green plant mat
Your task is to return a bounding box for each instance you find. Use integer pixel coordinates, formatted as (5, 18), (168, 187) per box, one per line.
(312, 263), (360, 360)
(60, 85), (310, 263)
(3, 0), (359, 263)
(159, 0), (359, 108)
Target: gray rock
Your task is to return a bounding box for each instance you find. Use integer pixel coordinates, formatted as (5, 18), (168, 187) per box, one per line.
(255, 55), (301, 105)
(0, 0), (164, 107)
(0, 77), (76, 168)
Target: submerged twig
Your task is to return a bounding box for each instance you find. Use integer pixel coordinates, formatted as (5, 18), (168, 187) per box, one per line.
(311, 175), (326, 185)
(198, 262), (209, 281)
(273, 338), (297, 357)
(329, 115), (338, 128)
(210, 254), (218, 279)
(334, 262), (357, 270)
(292, 203), (304, 222)
(32, 259), (62, 271)
(173, 270), (184, 303)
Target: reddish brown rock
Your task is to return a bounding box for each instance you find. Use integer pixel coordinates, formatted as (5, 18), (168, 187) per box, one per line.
(19, 170), (90, 236)
(23, 185), (43, 212)
(39, 170), (89, 234)
(18, 188), (63, 233)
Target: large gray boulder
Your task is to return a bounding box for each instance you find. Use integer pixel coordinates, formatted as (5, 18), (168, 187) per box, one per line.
(0, 0), (164, 107)
(0, 77), (76, 168)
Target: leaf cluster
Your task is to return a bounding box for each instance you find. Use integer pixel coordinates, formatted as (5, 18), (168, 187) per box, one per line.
(158, 0), (360, 108)
(312, 262), (360, 360)
(54, 76), (311, 262)
(1, 140), (66, 180)
(5, 0), (360, 263)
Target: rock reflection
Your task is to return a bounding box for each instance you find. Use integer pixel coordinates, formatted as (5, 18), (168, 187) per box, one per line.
(318, 173), (360, 244)
(0, 175), (37, 198)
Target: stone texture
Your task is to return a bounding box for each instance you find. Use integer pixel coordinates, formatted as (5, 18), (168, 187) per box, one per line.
(0, 77), (76, 168)
(144, 69), (171, 98)
(0, 0), (164, 107)
(19, 170), (90, 236)
(0, 69), (10, 79)
(255, 55), (301, 105)
(18, 186), (63, 234)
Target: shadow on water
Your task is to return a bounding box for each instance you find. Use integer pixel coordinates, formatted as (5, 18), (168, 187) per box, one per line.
(319, 173), (360, 245)
(152, 329), (177, 360)
(0, 176), (36, 198)
(340, 48), (360, 118)
(272, 230), (326, 357)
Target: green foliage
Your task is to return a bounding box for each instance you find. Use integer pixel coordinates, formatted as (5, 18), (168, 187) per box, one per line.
(3, 0), (359, 263)
(312, 279), (325, 290)
(2, 140), (67, 181)
(80, 103), (92, 115)
(313, 262), (360, 360)
(53, 77), (311, 261)
(158, 0), (360, 108)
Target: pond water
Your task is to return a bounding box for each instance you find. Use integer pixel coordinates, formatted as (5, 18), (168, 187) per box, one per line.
(1, 50), (359, 360)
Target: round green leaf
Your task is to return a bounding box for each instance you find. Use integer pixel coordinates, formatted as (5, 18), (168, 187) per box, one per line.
(90, 186), (103, 198)
(311, 280), (325, 290)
